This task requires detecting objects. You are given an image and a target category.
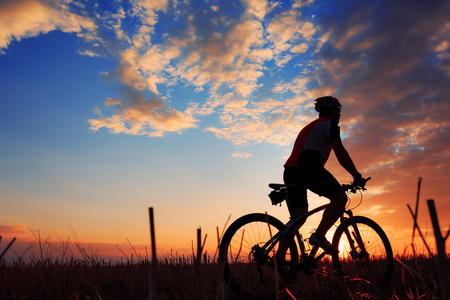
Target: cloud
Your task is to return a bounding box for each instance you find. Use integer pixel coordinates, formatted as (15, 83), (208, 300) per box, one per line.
(266, 10), (315, 59)
(131, 0), (168, 26)
(206, 96), (313, 146)
(88, 92), (198, 137)
(77, 49), (99, 57)
(0, 0), (95, 53)
(244, 0), (269, 20)
(87, 0), (286, 136)
(178, 18), (267, 96)
(0, 224), (29, 237)
(359, 205), (395, 217)
(232, 152), (255, 159)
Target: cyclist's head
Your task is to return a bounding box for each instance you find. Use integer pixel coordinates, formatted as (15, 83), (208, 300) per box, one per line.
(315, 96), (342, 120)
(314, 96), (342, 113)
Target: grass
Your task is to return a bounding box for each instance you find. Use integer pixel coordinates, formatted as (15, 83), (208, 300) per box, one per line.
(0, 255), (221, 299)
(0, 250), (446, 299)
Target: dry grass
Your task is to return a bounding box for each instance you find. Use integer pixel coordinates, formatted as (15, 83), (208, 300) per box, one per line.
(0, 252), (446, 299)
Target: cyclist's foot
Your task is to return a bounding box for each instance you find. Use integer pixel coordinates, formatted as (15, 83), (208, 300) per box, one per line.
(298, 254), (318, 274)
(309, 233), (339, 254)
(270, 259), (291, 281)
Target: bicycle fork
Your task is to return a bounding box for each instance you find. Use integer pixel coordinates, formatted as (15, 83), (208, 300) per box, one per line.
(341, 212), (370, 261)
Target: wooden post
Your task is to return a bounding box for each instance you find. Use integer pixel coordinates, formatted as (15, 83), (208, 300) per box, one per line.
(196, 227), (202, 266)
(427, 199), (449, 300)
(214, 226), (220, 260)
(0, 237), (16, 260)
(407, 204), (433, 256)
(148, 207), (158, 300)
(196, 227), (204, 299)
(412, 177), (422, 240)
(149, 208), (157, 264)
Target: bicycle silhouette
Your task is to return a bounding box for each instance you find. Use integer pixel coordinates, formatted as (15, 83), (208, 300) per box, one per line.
(219, 177), (394, 298)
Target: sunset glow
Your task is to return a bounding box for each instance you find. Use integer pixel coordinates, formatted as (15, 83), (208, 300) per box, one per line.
(1, 0), (449, 261)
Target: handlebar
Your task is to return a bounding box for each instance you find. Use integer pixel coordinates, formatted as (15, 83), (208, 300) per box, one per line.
(342, 177), (371, 193)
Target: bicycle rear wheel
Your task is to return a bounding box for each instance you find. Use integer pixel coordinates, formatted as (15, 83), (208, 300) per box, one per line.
(219, 213), (298, 299)
(332, 216), (394, 290)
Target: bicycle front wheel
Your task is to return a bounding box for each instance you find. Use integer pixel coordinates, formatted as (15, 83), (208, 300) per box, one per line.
(332, 216), (394, 290)
(219, 213), (298, 299)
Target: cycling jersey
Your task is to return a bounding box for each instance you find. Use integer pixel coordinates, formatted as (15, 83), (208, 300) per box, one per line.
(284, 117), (340, 167)
(283, 117), (342, 212)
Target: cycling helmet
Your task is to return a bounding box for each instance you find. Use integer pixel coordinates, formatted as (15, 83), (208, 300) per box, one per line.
(314, 96), (342, 112)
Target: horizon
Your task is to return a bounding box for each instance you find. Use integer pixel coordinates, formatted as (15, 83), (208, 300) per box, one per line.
(1, 0), (449, 261)
(1, 193), (446, 262)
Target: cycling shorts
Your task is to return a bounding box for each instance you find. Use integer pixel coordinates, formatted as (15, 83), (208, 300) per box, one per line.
(283, 150), (342, 213)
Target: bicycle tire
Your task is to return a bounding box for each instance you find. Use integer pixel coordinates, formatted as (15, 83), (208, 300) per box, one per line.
(331, 216), (394, 290)
(219, 213), (298, 299)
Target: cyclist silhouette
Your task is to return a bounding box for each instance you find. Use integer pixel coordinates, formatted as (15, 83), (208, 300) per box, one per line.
(281, 96), (366, 254)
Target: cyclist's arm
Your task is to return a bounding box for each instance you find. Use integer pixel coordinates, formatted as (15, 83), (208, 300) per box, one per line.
(329, 138), (362, 181)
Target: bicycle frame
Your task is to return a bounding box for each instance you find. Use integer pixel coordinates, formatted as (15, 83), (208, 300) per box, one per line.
(262, 177), (374, 258)
(260, 203), (369, 263)
(260, 203), (329, 256)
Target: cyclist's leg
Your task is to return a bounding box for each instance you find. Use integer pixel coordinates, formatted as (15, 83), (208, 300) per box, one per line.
(277, 167), (309, 262)
(307, 168), (344, 250)
(315, 188), (346, 237)
(276, 206), (308, 263)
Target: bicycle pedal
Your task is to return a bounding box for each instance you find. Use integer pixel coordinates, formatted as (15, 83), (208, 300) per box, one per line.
(296, 263), (315, 275)
(303, 268), (315, 275)
(301, 256), (318, 268)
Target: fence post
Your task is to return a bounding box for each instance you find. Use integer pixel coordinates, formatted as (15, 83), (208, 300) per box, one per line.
(196, 227), (207, 299)
(148, 207), (158, 300)
(426, 199), (449, 300)
(196, 227), (202, 266)
(0, 237), (16, 260)
(412, 177), (422, 240)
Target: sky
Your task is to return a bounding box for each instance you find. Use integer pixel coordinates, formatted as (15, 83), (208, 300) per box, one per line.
(0, 0), (449, 261)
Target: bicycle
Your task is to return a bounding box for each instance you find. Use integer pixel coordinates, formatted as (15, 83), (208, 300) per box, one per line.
(218, 177), (394, 299)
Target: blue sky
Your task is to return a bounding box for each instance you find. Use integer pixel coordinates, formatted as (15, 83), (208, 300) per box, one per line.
(1, 0), (449, 259)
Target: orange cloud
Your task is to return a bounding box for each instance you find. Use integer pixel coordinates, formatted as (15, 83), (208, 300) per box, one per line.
(0, 0), (95, 53)
(232, 152), (255, 159)
(89, 94), (198, 137)
(0, 224), (30, 239)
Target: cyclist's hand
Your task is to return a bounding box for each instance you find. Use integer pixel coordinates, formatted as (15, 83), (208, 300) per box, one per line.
(352, 175), (366, 188)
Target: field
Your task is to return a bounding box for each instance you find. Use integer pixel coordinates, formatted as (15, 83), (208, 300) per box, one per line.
(0, 252), (446, 299)
(1, 195), (447, 299)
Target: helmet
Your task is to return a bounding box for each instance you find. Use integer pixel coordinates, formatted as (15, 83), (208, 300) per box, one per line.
(314, 96), (342, 112)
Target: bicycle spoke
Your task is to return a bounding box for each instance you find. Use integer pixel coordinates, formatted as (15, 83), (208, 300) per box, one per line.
(332, 216), (394, 290)
(219, 213), (298, 298)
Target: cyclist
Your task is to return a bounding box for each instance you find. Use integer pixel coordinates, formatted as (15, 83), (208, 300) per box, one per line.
(282, 96), (366, 254)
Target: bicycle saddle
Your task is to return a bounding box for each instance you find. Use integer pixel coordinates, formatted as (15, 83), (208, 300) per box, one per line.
(268, 183), (286, 190)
